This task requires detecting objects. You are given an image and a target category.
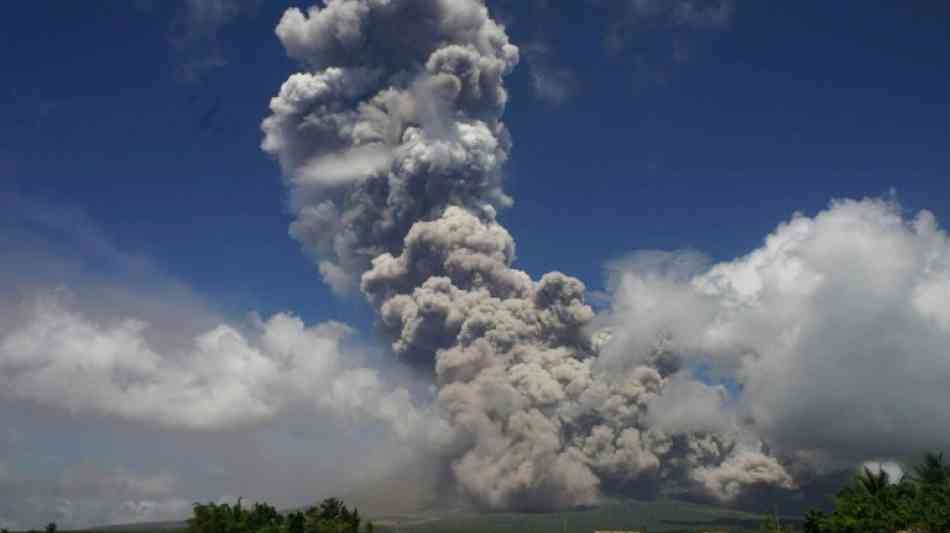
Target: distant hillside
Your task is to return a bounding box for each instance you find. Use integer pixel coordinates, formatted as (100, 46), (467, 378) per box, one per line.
(82, 521), (187, 533)
(75, 499), (804, 533)
(371, 499), (796, 533)
(81, 521), (186, 533)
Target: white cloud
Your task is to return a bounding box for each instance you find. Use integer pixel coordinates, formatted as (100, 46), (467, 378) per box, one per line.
(0, 192), (433, 435)
(522, 40), (578, 106)
(593, 0), (735, 88)
(610, 0), (735, 31)
(0, 192), (445, 528)
(601, 197), (950, 470)
(0, 293), (354, 430)
(167, 0), (258, 81)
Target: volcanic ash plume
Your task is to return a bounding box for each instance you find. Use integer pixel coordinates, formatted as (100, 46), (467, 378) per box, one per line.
(262, 0), (792, 510)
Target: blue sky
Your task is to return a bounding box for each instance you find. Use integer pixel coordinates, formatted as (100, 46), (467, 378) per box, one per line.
(4, 1), (948, 329)
(2, 1), (950, 527)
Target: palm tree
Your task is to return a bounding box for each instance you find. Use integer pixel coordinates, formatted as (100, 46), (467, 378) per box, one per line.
(857, 466), (891, 496)
(912, 452), (950, 485)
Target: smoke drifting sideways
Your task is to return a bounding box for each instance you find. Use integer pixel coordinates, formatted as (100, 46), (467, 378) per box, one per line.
(261, 0), (794, 510)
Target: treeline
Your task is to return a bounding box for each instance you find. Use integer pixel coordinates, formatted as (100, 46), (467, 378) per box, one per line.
(188, 498), (372, 533)
(763, 451), (950, 532)
(1, 521), (57, 533)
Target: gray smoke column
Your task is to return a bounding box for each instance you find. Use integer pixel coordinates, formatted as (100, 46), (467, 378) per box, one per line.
(262, 0), (518, 294)
(262, 0), (792, 510)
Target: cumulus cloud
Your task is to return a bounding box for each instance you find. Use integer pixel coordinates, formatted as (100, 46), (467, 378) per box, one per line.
(0, 191), (450, 527)
(0, 192), (433, 435)
(1, 294), (352, 430)
(600, 197), (950, 473)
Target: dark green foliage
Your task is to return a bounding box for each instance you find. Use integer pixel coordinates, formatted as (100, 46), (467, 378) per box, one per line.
(803, 451), (950, 532)
(913, 452), (950, 485)
(187, 498), (368, 533)
(856, 466), (892, 497)
(45, 524), (57, 533)
(287, 511), (305, 533)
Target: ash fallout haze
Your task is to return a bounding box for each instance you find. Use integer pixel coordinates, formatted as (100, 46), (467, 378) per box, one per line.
(2, 0), (950, 529)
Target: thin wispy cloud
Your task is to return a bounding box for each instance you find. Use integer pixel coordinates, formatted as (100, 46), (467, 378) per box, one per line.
(168, 0), (259, 82)
(523, 39), (580, 105)
(594, 0), (736, 88)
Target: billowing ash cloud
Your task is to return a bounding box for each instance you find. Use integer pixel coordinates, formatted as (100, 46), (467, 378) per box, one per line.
(262, 0), (518, 295)
(263, 0), (792, 510)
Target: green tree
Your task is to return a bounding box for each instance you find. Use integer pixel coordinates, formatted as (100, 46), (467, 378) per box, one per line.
(803, 451), (950, 532)
(855, 466), (892, 497)
(319, 497), (343, 521)
(913, 452), (950, 485)
(286, 512), (305, 533)
(188, 497), (364, 533)
(45, 522), (57, 533)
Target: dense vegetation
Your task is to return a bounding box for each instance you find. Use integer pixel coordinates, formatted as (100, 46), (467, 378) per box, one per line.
(795, 452), (950, 533)
(187, 498), (371, 533)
